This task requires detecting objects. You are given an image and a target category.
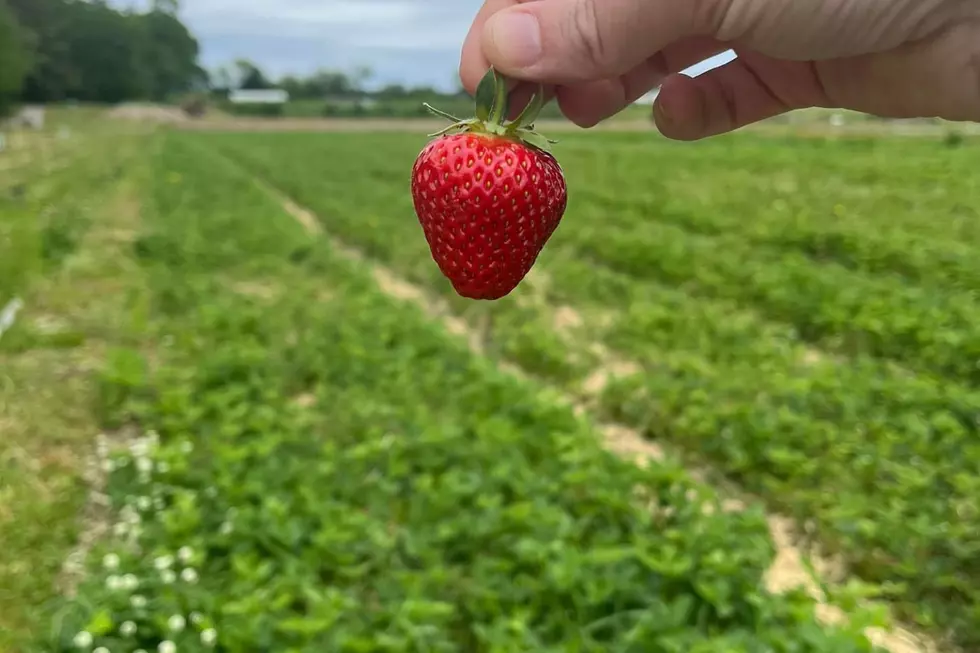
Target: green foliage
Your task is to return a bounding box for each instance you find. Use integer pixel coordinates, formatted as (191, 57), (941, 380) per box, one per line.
(0, 195), (38, 306)
(219, 101), (284, 117)
(198, 130), (980, 649)
(38, 134), (880, 653)
(0, 0), (32, 115)
(6, 0), (202, 103)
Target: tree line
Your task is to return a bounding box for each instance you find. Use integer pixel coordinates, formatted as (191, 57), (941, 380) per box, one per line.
(0, 0), (204, 116)
(211, 59), (462, 102)
(0, 0), (557, 121)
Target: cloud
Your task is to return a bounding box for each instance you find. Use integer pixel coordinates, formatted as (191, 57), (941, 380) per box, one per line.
(114, 0), (733, 91)
(170, 0), (480, 88)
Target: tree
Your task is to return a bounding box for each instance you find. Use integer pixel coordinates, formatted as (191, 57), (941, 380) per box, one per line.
(235, 59), (271, 90)
(151, 0), (178, 14)
(5, 0), (202, 104)
(350, 64), (373, 94)
(0, 0), (32, 115)
(61, 0), (145, 102)
(135, 8), (202, 100)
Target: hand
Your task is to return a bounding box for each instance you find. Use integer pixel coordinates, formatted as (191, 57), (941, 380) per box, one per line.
(459, 0), (980, 140)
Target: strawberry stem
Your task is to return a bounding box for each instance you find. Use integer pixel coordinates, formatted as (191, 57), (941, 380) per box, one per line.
(421, 66), (559, 154)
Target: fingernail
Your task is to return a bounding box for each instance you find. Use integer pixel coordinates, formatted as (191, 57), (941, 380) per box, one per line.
(485, 11), (542, 69)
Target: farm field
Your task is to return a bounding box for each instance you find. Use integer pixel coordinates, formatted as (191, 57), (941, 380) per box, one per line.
(1, 116), (978, 653)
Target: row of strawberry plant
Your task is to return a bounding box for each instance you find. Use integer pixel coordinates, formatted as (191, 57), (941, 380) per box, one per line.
(197, 130), (980, 648)
(39, 132), (880, 652)
(201, 131), (980, 387)
(576, 185), (980, 288)
(562, 215), (980, 383)
(563, 134), (980, 287)
(556, 135), (980, 382)
(558, 131), (980, 244)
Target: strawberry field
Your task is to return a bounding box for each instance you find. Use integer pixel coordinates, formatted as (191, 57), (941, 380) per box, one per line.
(2, 121), (979, 653)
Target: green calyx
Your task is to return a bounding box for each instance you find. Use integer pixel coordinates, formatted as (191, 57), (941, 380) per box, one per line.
(422, 67), (558, 153)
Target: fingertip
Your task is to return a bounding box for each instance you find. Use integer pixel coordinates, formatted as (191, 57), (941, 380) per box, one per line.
(459, 9), (494, 95)
(459, 48), (486, 96)
(652, 74), (708, 141)
(556, 82), (616, 129)
(482, 8), (543, 76)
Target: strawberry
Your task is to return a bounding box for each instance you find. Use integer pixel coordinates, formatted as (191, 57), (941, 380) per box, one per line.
(411, 68), (567, 300)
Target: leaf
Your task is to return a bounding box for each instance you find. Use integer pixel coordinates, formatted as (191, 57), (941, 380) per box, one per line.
(474, 67), (497, 122)
(516, 129), (553, 153)
(422, 103), (462, 124)
(510, 85), (545, 129)
(85, 609), (113, 636)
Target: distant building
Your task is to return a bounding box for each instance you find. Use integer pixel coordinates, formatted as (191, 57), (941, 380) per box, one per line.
(228, 89), (289, 105)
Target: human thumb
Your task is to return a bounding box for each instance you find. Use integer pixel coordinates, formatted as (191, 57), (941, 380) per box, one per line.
(482, 0), (707, 84)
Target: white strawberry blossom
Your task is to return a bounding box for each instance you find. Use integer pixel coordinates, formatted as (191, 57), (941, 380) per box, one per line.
(73, 631), (93, 648)
(168, 614), (186, 632)
(130, 439), (150, 458)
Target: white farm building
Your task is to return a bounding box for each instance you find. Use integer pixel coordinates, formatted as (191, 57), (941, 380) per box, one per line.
(227, 89), (289, 105)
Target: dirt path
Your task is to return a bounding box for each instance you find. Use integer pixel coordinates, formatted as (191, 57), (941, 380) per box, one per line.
(223, 152), (941, 653)
(173, 115), (979, 138)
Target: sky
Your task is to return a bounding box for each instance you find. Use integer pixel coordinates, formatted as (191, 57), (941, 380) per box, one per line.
(116, 0), (735, 92)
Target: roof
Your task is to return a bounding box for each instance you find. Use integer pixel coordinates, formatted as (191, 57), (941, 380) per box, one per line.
(228, 89), (289, 104)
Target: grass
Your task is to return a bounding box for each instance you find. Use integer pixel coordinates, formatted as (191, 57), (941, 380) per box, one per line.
(1, 115), (977, 652)
(0, 130), (150, 650)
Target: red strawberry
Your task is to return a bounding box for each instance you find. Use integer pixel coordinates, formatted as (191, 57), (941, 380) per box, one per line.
(411, 68), (568, 300)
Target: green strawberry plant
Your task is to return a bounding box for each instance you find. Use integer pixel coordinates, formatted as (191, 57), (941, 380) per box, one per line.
(37, 133), (884, 653)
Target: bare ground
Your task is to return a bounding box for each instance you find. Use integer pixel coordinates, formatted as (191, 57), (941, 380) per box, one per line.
(172, 116), (979, 138)
(99, 99), (980, 139)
